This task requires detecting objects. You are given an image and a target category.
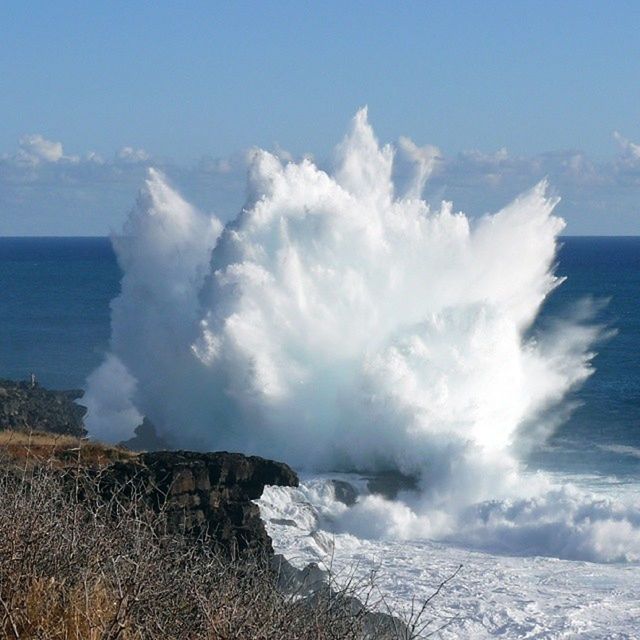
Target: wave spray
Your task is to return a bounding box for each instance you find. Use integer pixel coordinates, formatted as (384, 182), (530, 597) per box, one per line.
(84, 110), (640, 562)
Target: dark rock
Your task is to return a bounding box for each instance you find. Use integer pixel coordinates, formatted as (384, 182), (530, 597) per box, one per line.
(99, 450), (299, 556)
(273, 554), (410, 639)
(330, 479), (359, 506)
(366, 471), (418, 499)
(306, 589), (410, 639)
(0, 378), (87, 437)
(270, 517), (298, 527)
(119, 417), (170, 451)
(360, 607), (410, 639)
(271, 554), (328, 595)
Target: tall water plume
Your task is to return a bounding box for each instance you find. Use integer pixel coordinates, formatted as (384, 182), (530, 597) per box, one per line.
(85, 109), (598, 508)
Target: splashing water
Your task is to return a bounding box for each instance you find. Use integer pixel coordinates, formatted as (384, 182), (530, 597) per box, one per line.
(83, 110), (640, 565)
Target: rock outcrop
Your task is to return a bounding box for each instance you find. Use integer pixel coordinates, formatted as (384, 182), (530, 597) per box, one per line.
(119, 417), (170, 451)
(0, 379), (298, 556)
(272, 554), (410, 639)
(0, 379), (87, 437)
(100, 450), (299, 555)
(366, 471), (418, 499)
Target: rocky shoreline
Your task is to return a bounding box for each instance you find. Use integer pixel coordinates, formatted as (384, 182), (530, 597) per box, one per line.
(0, 378), (87, 436)
(0, 378), (409, 638)
(100, 449), (299, 556)
(0, 378), (299, 557)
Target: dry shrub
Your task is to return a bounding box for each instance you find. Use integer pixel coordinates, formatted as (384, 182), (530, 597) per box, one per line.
(0, 445), (457, 639)
(0, 460), (373, 640)
(0, 430), (135, 468)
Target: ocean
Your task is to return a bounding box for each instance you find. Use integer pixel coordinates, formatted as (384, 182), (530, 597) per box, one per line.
(1, 235), (639, 637)
(0, 237), (119, 389)
(1, 236), (638, 479)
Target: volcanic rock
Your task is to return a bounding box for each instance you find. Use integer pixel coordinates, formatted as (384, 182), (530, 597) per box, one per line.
(0, 378), (87, 437)
(366, 471), (418, 499)
(330, 479), (359, 506)
(119, 416), (170, 451)
(100, 450), (299, 555)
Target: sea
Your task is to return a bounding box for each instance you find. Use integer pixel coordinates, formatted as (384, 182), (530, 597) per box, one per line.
(1, 235), (639, 637)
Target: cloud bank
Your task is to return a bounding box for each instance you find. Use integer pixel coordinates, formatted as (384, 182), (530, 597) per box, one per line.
(0, 135), (245, 235)
(1, 127), (639, 235)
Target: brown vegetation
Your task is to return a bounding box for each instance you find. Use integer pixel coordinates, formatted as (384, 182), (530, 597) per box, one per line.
(0, 435), (457, 639)
(0, 429), (135, 468)
(0, 453), (391, 639)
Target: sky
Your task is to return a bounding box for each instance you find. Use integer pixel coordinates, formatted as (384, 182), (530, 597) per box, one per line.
(1, 1), (639, 235)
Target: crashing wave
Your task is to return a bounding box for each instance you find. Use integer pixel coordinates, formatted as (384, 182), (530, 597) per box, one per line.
(82, 109), (640, 564)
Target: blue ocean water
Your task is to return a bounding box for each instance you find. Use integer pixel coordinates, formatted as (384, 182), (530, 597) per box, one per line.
(0, 237), (120, 389)
(0, 236), (638, 478)
(533, 237), (640, 478)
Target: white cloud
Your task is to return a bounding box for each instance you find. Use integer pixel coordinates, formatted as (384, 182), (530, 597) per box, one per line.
(613, 131), (640, 161)
(459, 146), (510, 166)
(0, 134), (249, 234)
(16, 134), (76, 165)
(196, 156), (236, 174)
(86, 151), (104, 164)
(0, 130), (638, 235)
(117, 146), (150, 162)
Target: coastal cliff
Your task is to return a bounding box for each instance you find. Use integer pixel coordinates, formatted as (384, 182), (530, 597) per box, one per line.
(0, 433), (385, 639)
(0, 381), (409, 638)
(0, 378), (298, 554)
(0, 431), (298, 557)
(0, 378), (87, 437)
(101, 450), (299, 554)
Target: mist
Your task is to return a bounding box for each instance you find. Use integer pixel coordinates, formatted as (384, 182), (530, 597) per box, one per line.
(81, 110), (640, 562)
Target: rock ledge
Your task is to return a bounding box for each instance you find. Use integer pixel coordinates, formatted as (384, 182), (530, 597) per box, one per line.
(102, 450), (299, 555)
(0, 379), (86, 437)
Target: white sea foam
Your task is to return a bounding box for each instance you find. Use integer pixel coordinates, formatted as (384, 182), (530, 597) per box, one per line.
(258, 477), (640, 637)
(83, 110), (640, 573)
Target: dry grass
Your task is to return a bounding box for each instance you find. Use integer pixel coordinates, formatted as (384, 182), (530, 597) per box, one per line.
(0, 437), (456, 639)
(0, 429), (136, 468)
(0, 458), (382, 640)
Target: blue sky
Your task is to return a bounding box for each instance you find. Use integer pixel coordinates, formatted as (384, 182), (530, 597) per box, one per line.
(1, 1), (639, 235)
